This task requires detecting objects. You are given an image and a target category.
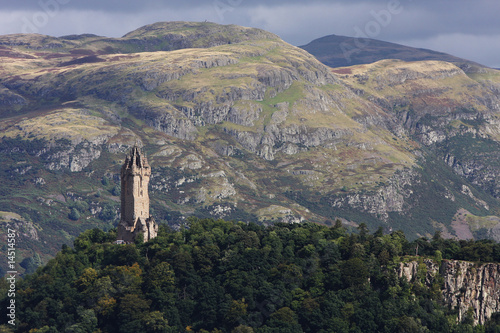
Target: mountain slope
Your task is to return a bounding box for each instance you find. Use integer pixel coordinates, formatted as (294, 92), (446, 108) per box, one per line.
(331, 59), (500, 237)
(300, 34), (484, 69)
(0, 22), (500, 274)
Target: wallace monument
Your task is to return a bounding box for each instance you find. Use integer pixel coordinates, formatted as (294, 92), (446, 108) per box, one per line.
(117, 146), (158, 243)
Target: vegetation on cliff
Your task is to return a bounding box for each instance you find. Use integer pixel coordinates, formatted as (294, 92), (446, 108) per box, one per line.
(2, 218), (500, 332)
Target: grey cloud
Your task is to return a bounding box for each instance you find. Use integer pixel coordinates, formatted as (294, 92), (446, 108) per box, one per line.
(0, 0), (335, 12)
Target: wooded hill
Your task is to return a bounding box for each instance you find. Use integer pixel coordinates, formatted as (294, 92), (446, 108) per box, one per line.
(2, 218), (500, 332)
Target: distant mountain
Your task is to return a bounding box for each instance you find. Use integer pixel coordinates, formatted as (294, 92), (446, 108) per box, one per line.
(1, 22), (500, 275)
(300, 34), (483, 69)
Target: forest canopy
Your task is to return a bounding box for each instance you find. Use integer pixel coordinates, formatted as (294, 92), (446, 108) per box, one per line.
(2, 218), (500, 333)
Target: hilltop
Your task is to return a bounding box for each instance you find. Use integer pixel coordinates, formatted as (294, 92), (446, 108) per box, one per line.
(300, 34), (484, 69)
(0, 22), (499, 274)
(0, 21), (278, 55)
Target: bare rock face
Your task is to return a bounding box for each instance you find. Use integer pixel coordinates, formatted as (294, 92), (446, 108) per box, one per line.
(331, 168), (419, 221)
(441, 260), (500, 325)
(445, 152), (500, 199)
(8, 219), (39, 241)
(398, 259), (500, 325)
(44, 142), (103, 172)
(397, 259), (439, 285)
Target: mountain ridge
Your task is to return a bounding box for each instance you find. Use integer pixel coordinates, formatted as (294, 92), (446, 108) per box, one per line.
(300, 33), (486, 70)
(0, 21), (281, 57)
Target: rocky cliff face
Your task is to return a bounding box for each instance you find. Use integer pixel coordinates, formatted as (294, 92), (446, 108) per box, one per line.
(398, 259), (500, 325)
(330, 167), (419, 223)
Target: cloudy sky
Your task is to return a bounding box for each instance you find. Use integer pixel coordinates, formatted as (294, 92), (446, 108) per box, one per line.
(1, 0), (499, 67)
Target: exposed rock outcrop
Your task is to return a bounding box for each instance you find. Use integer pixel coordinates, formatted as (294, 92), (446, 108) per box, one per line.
(445, 152), (500, 199)
(44, 142), (103, 172)
(398, 259), (500, 325)
(4, 219), (39, 241)
(442, 260), (500, 325)
(331, 168), (419, 221)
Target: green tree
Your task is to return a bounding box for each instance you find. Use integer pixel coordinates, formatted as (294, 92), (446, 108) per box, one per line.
(0, 325), (14, 333)
(118, 294), (151, 332)
(266, 307), (302, 332)
(99, 203), (117, 221)
(231, 325), (254, 333)
(341, 257), (369, 288)
(68, 207), (80, 221)
(64, 308), (98, 333)
(143, 311), (172, 333)
(435, 250), (443, 265)
(10, 218), (500, 333)
(101, 176), (110, 186)
(111, 185), (121, 196)
(20, 256), (39, 275)
(225, 298), (248, 324)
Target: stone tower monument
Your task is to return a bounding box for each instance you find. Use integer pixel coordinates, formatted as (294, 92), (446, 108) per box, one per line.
(117, 146), (158, 243)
